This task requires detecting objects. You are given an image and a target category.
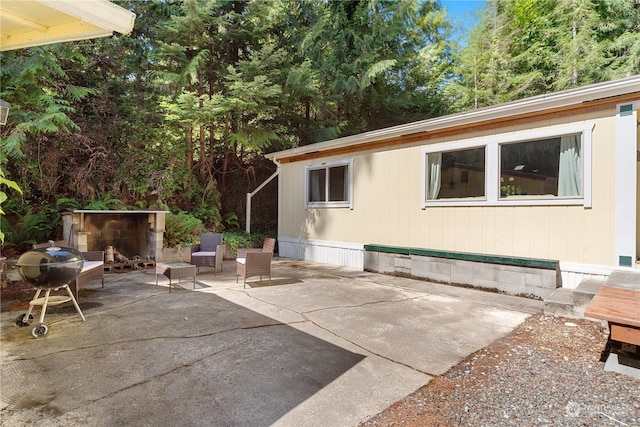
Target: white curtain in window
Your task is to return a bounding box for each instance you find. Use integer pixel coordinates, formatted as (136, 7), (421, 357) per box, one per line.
(309, 169), (324, 202)
(340, 166), (349, 201)
(558, 134), (581, 197)
(428, 153), (442, 200)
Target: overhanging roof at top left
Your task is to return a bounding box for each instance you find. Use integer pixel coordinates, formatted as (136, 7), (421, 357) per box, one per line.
(0, 0), (136, 51)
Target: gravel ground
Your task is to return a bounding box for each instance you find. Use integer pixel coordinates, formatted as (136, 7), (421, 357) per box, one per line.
(360, 314), (640, 427)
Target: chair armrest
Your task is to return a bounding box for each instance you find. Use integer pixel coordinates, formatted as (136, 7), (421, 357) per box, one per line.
(216, 244), (227, 258)
(216, 244), (226, 270)
(237, 247), (262, 258)
(191, 244), (201, 254)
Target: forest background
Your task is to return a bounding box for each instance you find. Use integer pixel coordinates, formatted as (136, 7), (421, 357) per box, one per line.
(1, 0), (639, 252)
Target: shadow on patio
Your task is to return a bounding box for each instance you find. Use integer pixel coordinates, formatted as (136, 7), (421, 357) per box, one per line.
(0, 265), (365, 426)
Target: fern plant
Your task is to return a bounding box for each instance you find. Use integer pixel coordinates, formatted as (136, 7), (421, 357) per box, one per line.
(0, 172), (22, 243)
(56, 197), (82, 211)
(83, 192), (124, 210)
(3, 207), (60, 247)
(163, 211), (205, 247)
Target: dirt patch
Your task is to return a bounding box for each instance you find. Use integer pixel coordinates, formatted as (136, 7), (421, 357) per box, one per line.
(1, 278), (35, 312)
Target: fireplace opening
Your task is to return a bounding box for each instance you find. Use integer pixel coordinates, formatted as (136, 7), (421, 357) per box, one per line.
(63, 210), (168, 261)
(85, 213), (149, 258)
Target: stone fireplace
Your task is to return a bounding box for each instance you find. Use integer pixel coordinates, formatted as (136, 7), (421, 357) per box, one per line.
(62, 210), (168, 261)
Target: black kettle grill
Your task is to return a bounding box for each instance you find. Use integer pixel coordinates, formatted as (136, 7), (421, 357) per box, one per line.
(15, 244), (86, 338)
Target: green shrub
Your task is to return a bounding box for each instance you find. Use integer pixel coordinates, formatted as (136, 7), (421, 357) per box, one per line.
(191, 179), (223, 229)
(2, 206), (60, 248)
(223, 230), (274, 257)
(83, 192), (125, 210)
(163, 211), (206, 247)
(56, 197), (82, 210)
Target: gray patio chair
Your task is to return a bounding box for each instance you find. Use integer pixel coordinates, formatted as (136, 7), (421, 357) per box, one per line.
(236, 237), (276, 258)
(236, 237), (276, 288)
(190, 233), (225, 273)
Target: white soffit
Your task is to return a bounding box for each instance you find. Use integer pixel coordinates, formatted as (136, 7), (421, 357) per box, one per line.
(0, 0), (136, 51)
(267, 74), (640, 161)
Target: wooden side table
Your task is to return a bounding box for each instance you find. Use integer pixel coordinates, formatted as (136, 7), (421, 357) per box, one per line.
(156, 262), (197, 292)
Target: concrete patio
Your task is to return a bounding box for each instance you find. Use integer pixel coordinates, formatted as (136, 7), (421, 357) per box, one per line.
(0, 258), (542, 426)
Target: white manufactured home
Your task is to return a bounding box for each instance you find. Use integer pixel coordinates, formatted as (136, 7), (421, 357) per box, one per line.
(264, 76), (640, 298)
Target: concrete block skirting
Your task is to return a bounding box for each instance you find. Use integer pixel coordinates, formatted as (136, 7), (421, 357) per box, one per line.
(364, 245), (560, 299)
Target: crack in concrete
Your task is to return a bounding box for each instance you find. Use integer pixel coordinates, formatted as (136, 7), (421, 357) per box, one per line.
(7, 320), (290, 363)
(1, 324), (303, 413)
(241, 290), (434, 376)
(85, 344), (240, 405)
(300, 294), (426, 315)
(302, 313), (434, 377)
(331, 272), (543, 315)
(2, 321), (298, 412)
(80, 290), (168, 319)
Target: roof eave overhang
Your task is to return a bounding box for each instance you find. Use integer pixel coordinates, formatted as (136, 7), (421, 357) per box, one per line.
(0, 0), (136, 51)
(267, 75), (640, 163)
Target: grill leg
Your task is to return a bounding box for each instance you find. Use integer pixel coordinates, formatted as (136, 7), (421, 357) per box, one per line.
(64, 285), (85, 322)
(38, 289), (52, 324)
(24, 288), (42, 322)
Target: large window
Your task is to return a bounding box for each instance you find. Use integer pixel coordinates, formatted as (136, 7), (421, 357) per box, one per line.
(426, 147), (486, 200)
(306, 160), (353, 208)
(500, 134), (582, 198)
(421, 125), (592, 207)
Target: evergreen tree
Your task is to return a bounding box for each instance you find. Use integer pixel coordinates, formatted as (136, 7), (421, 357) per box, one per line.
(300, 0), (453, 138)
(451, 0), (640, 110)
(153, 0), (287, 214)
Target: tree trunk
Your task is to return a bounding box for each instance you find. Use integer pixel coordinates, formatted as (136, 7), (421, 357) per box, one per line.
(220, 116), (231, 205)
(198, 70), (206, 179)
(185, 125), (193, 170)
(199, 124), (206, 179)
(208, 119), (216, 179)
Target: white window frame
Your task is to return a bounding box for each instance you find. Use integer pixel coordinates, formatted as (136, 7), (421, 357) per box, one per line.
(423, 145), (488, 204)
(305, 159), (354, 208)
(421, 124), (593, 208)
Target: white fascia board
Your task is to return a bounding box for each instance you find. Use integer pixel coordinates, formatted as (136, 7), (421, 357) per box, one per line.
(1, 0), (136, 51)
(3, 25), (113, 51)
(267, 75), (640, 161)
(37, 0), (136, 35)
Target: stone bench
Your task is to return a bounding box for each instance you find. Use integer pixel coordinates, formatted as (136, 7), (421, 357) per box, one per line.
(364, 244), (560, 299)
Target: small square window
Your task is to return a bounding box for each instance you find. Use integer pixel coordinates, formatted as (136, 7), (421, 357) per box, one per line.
(306, 160), (353, 208)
